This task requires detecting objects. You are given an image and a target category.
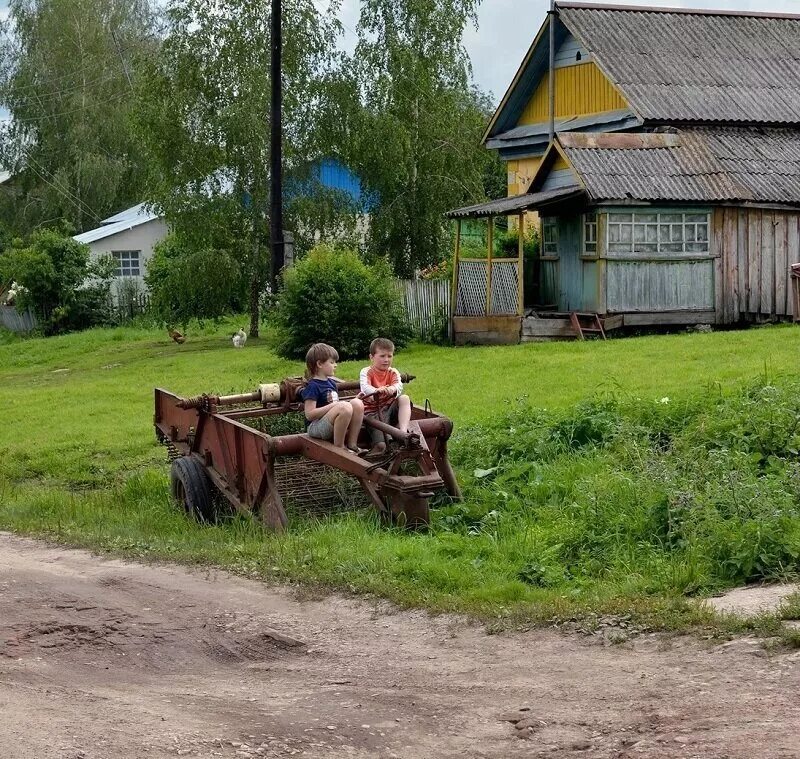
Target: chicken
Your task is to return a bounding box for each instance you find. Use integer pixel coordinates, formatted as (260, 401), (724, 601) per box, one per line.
(168, 328), (186, 344)
(232, 327), (247, 348)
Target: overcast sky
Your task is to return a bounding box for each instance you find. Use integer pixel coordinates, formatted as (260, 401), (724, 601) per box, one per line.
(2, 0), (800, 117)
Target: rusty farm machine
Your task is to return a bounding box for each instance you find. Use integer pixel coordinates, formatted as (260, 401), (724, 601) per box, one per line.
(154, 375), (461, 530)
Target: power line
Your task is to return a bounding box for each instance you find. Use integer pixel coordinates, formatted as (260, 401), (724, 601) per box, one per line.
(0, 90), (130, 125)
(26, 157), (104, 226)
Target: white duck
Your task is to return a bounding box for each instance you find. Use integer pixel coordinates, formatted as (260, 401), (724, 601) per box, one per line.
(232, 327), (247, 348)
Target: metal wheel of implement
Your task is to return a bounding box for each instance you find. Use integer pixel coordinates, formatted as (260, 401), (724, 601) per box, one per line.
(170, 456), (216, 523)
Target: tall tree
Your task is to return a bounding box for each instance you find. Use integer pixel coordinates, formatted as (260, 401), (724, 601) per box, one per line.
(0, 0), (158, 233)
(134, 0), (342, 336)
(348, 0), (503, 277)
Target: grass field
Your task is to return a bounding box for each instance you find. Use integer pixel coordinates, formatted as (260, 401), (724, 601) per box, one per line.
(2, 320), (800, 635)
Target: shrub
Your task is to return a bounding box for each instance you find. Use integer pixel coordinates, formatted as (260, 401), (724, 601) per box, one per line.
(145, 234), (247, 328)
(0, 229), (113, 334)
(272, 244), (409, 359)
(447, 379), (800, 593)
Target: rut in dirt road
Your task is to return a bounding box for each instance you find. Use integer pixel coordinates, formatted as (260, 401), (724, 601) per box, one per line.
(0, 532), (799, 759)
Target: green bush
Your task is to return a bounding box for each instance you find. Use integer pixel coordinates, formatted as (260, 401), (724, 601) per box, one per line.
(272, 244), (409, 359)
(447, 379), (800, 594)
(145, 234), (247, 328)
(0, 229), (113, 334)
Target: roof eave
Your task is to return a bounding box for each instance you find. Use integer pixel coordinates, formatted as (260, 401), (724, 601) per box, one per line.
(482, 13), (554, 144)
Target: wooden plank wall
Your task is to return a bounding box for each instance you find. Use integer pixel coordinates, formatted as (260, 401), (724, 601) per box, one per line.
(714, 208), (799, 322)
(0, 305), (37, 333)
(398, 279), (452, 340)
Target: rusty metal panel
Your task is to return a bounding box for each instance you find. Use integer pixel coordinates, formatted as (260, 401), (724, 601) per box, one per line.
(606, 260), (715, 312)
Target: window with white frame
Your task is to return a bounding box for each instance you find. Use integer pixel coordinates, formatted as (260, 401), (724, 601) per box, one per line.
(607, 212), (710, 256)
(111, 250), (141, 277)
(583, 211), (598, 255)
(542, 217), (558, 256)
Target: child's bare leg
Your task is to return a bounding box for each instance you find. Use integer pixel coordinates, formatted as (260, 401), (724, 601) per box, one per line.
(397, 394), (412, 433)
(328, 401), (353, 447)
(346, 398), (364, 448)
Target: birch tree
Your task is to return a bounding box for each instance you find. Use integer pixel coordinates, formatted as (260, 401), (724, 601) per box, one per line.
(134, 0), (342, 335)
(0, 0), (158, 233)
(348, 0), (503, 277)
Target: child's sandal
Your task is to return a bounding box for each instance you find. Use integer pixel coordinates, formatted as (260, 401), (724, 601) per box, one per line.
(346, 444), (368, 456)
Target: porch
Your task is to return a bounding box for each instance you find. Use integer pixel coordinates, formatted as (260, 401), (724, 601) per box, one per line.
(446, 185), (608, 345)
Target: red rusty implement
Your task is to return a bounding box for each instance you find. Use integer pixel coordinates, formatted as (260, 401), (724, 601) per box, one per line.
(154, 375), (461, 531)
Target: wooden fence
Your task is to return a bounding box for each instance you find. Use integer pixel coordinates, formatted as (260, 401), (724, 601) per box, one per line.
(0, 305), (37, 333)
(397, 279), (451, 342)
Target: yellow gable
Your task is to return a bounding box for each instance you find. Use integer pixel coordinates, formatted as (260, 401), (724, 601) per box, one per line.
(519, 61), (628, 126)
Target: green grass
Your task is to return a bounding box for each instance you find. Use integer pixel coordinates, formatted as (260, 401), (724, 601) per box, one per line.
(2, 320), (800, 634)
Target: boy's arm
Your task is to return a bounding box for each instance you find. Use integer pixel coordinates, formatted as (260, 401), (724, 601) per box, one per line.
(359, 367), (378, 396)
(386, 368), (403, 397)
(304, 398), (332, 421)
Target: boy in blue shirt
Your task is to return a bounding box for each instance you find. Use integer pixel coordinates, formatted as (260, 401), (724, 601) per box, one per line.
(299, 343), (365, 454)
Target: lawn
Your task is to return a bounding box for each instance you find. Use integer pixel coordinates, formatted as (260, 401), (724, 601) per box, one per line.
(2, 320), (800, 633)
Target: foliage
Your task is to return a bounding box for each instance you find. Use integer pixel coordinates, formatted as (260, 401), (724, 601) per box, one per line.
(272, 244), (409, 359)
(134, 0), (343, 335)
(449, 380), (800, 593)
(495, 226), (540, 259)
(0, 0), (158, 234)
(344, 0), (505, 277)
(0, 229), (113, 333)
(286, 183), (363, 258)
(145, 234), (247, 328)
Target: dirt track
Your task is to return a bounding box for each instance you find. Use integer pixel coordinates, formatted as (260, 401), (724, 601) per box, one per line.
(1, 532), (800, 759)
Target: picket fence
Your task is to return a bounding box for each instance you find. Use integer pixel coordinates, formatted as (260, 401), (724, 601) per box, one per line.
(396, 278), (451, 342)
(0, 305), (37, 333)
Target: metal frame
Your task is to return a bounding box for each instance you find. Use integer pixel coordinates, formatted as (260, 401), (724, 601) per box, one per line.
(154, 377), (461, 532)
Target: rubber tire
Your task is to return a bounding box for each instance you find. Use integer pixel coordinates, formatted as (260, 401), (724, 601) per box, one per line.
(170, 456), (215, 523)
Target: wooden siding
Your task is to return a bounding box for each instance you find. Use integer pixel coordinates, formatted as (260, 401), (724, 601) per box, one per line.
(518, 62), (628, 126)
(397, 279), (451, 341)
(540, 260), (559, 306)
(713, 207), (799, 322)
(554, 33), (590, 68)
(507, 157), (542, 196)
(0, 305), (37, 333)
(606, 260), (715, 312)
(540, 167), (578, 192)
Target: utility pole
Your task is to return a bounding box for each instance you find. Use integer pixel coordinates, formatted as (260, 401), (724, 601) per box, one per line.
(269, 0), (284, 293)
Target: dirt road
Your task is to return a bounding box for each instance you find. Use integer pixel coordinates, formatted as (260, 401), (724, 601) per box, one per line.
(1, 532), (799, 759)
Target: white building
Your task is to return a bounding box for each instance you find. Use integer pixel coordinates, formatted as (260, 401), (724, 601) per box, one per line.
(73, 203), (168, 296)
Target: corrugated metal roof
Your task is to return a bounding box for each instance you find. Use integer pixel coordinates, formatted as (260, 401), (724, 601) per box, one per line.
(486, 109), (641, 151)
(557, 126), (800, 204)
(100, 202), (154, 225)
(74, 204), (160, 244)
(446, 187), (584, 219)
(559, 5), (800, 124)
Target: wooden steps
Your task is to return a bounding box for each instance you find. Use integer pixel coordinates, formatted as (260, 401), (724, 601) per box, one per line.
(569, 312), (606, 340)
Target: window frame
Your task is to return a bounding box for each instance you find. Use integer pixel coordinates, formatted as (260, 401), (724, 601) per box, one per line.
(605, 210), (711, 260)
(541, 217), (559, 259)
(582, 211), (598, 259)
(111, 250), (142, 278)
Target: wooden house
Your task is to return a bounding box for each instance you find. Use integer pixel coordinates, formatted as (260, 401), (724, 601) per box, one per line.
(448, 3), (800, 343)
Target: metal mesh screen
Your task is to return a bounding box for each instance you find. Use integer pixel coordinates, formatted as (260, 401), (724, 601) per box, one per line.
(491, 260), (520, 315)
(456, 259), (519, 316)
(243, 413), (369, 516)
(274, 456), (369, 516)
(455, 260), (488, 316)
